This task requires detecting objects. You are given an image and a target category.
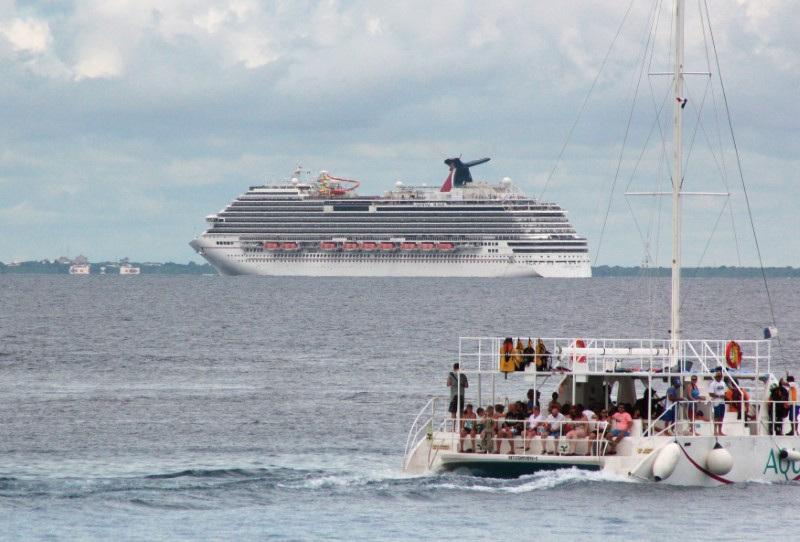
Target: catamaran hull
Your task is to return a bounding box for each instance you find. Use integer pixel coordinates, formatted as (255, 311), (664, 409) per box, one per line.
(406, 433), (800, 485)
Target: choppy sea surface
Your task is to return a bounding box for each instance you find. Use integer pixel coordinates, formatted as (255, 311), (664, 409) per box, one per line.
(2, 275), (800, 540)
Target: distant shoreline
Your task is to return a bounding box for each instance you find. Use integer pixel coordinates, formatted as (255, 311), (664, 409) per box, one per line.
(1, 261), (799, 277)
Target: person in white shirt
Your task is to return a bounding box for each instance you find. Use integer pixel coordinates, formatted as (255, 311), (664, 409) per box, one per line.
(524, 406), (546, 451)
(542, 406), (566, 454)
(708, 369), (728, 436)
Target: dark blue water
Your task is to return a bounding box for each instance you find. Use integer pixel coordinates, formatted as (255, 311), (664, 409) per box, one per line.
(1, 275), (799, 540)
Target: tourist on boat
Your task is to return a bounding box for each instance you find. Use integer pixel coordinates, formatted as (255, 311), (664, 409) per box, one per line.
(634, 387), (663, 420)
(496, 402), (525, 454)
(477, 406), (497, 453)
(684, 375), (706, 435)
(548, 392), (562, 413)
(521, 339), (535, 370)
(564, 408), (590, 456)
(524, 406), (546, 451)
(708, 369), (728, 436)
(725, 381), (750, 421)
(459, 404), (478, 453)
(524, 389), (538, 411)
(474, 407), (485, 435)
(493, 404), (505, 420)
(787, 375), (799, 436)
(447, 363), (469, 419)
(767, 379), (790, 436)
(535, 338), (551, 371)
(661, 379), (682, 436)
(589, 409), (610, 455)
(606, 403), (633, 454)
(499, 338), (515, 376)
(542, 406), (566, 454)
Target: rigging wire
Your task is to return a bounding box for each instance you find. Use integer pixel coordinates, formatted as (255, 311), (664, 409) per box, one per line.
(538, 0), (636, 203)
(702, 0), (787, 373)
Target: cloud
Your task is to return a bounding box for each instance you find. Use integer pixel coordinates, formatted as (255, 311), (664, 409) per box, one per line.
(0, 17), (51, 53)
(0, 200), (58, 224)
(0, 1), (797, 264)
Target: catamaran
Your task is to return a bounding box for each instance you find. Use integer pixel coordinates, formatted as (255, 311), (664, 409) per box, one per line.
(403, 0), (797, 485)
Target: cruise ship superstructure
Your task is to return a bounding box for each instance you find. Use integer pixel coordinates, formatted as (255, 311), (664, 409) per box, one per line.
(189, 158), (591, 278)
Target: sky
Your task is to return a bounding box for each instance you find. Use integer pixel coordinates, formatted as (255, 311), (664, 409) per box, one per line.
(0, 0), (798, 267)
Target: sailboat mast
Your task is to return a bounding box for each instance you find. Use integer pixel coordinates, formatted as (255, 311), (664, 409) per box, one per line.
(671, 0), (684, 357)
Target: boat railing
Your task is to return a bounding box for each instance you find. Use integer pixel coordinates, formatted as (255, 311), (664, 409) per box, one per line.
(404, 397), (445, 471)
(457, 337), (772, 375)
(438, 412), (618, 457)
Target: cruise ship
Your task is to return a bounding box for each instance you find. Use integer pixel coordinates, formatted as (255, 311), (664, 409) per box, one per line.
(189, 158), (591, 277)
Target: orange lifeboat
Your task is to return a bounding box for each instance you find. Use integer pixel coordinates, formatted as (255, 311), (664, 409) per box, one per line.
(379, 242), (396, 251)
(320, 242), (338, 251)
(362, 242), (378, 251)
(437, 242), (454, 251)
(420, 242), (436, 250)
(282, 242), (299, 251)
(343, 242), (360, 251)
(264, 242), (280, 250)
(400, 242), (418, 250)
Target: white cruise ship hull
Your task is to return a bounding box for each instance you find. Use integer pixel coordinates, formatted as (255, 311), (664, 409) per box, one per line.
(190, 239), (590, 278)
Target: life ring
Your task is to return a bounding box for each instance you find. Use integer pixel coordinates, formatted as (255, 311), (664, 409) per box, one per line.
(725, 340), (742, 369)
(571, 339), (587, 363)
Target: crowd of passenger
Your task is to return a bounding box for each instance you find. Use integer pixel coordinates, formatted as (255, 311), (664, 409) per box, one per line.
(447, 361), (800, 455)
(455, 390), (630, 455)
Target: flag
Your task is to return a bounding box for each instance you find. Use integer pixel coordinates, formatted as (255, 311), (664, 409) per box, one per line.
(764, 326), (779, 339)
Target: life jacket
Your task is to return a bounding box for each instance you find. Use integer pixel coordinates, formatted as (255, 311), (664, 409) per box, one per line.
(499, 338), (516, 373)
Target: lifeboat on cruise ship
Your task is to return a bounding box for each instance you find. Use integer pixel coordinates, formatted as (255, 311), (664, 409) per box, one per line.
(379, 242), (397, 251)
(420, 242), (436, 250)
(362, 242), (378, 251)
(400, 242), (418, 250)
(264, 242), (280, 250)
(437, 242), (455, 251)
(282, 242), (299, 251)
(320, 242), (338, 251)
(343, 242), (360, 251)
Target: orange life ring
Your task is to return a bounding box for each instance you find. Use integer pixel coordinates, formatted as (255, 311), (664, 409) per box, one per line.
(572, 339), (587, 363)
(725, 340), (742, 369)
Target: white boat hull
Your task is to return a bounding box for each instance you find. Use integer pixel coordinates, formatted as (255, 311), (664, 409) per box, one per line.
(406, 431), (800, 485)
(190, 238), (591, 278)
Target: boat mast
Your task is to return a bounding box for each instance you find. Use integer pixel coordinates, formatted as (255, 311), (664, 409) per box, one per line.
(671, 0), (684, 361)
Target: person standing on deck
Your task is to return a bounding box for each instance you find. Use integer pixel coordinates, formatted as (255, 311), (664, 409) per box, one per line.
(447, 363), (468, 419)
(708, 369), (727, 436)
(787, 375), (799, 436)
(684, 376), (705, 435)
(662, 380), (681, 436)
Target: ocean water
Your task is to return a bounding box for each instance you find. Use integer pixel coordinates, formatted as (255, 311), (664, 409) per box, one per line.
(1, 274), (800, 540)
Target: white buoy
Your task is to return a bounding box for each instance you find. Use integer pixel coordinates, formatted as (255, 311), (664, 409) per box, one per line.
(652, 442), (681, 482)
(706, 442), (733, 475)
(779, 448), (800, 461)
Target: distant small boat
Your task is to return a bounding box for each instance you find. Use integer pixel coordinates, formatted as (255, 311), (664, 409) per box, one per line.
(119, 264), (140, 275)
(69, 264), (90, 275)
